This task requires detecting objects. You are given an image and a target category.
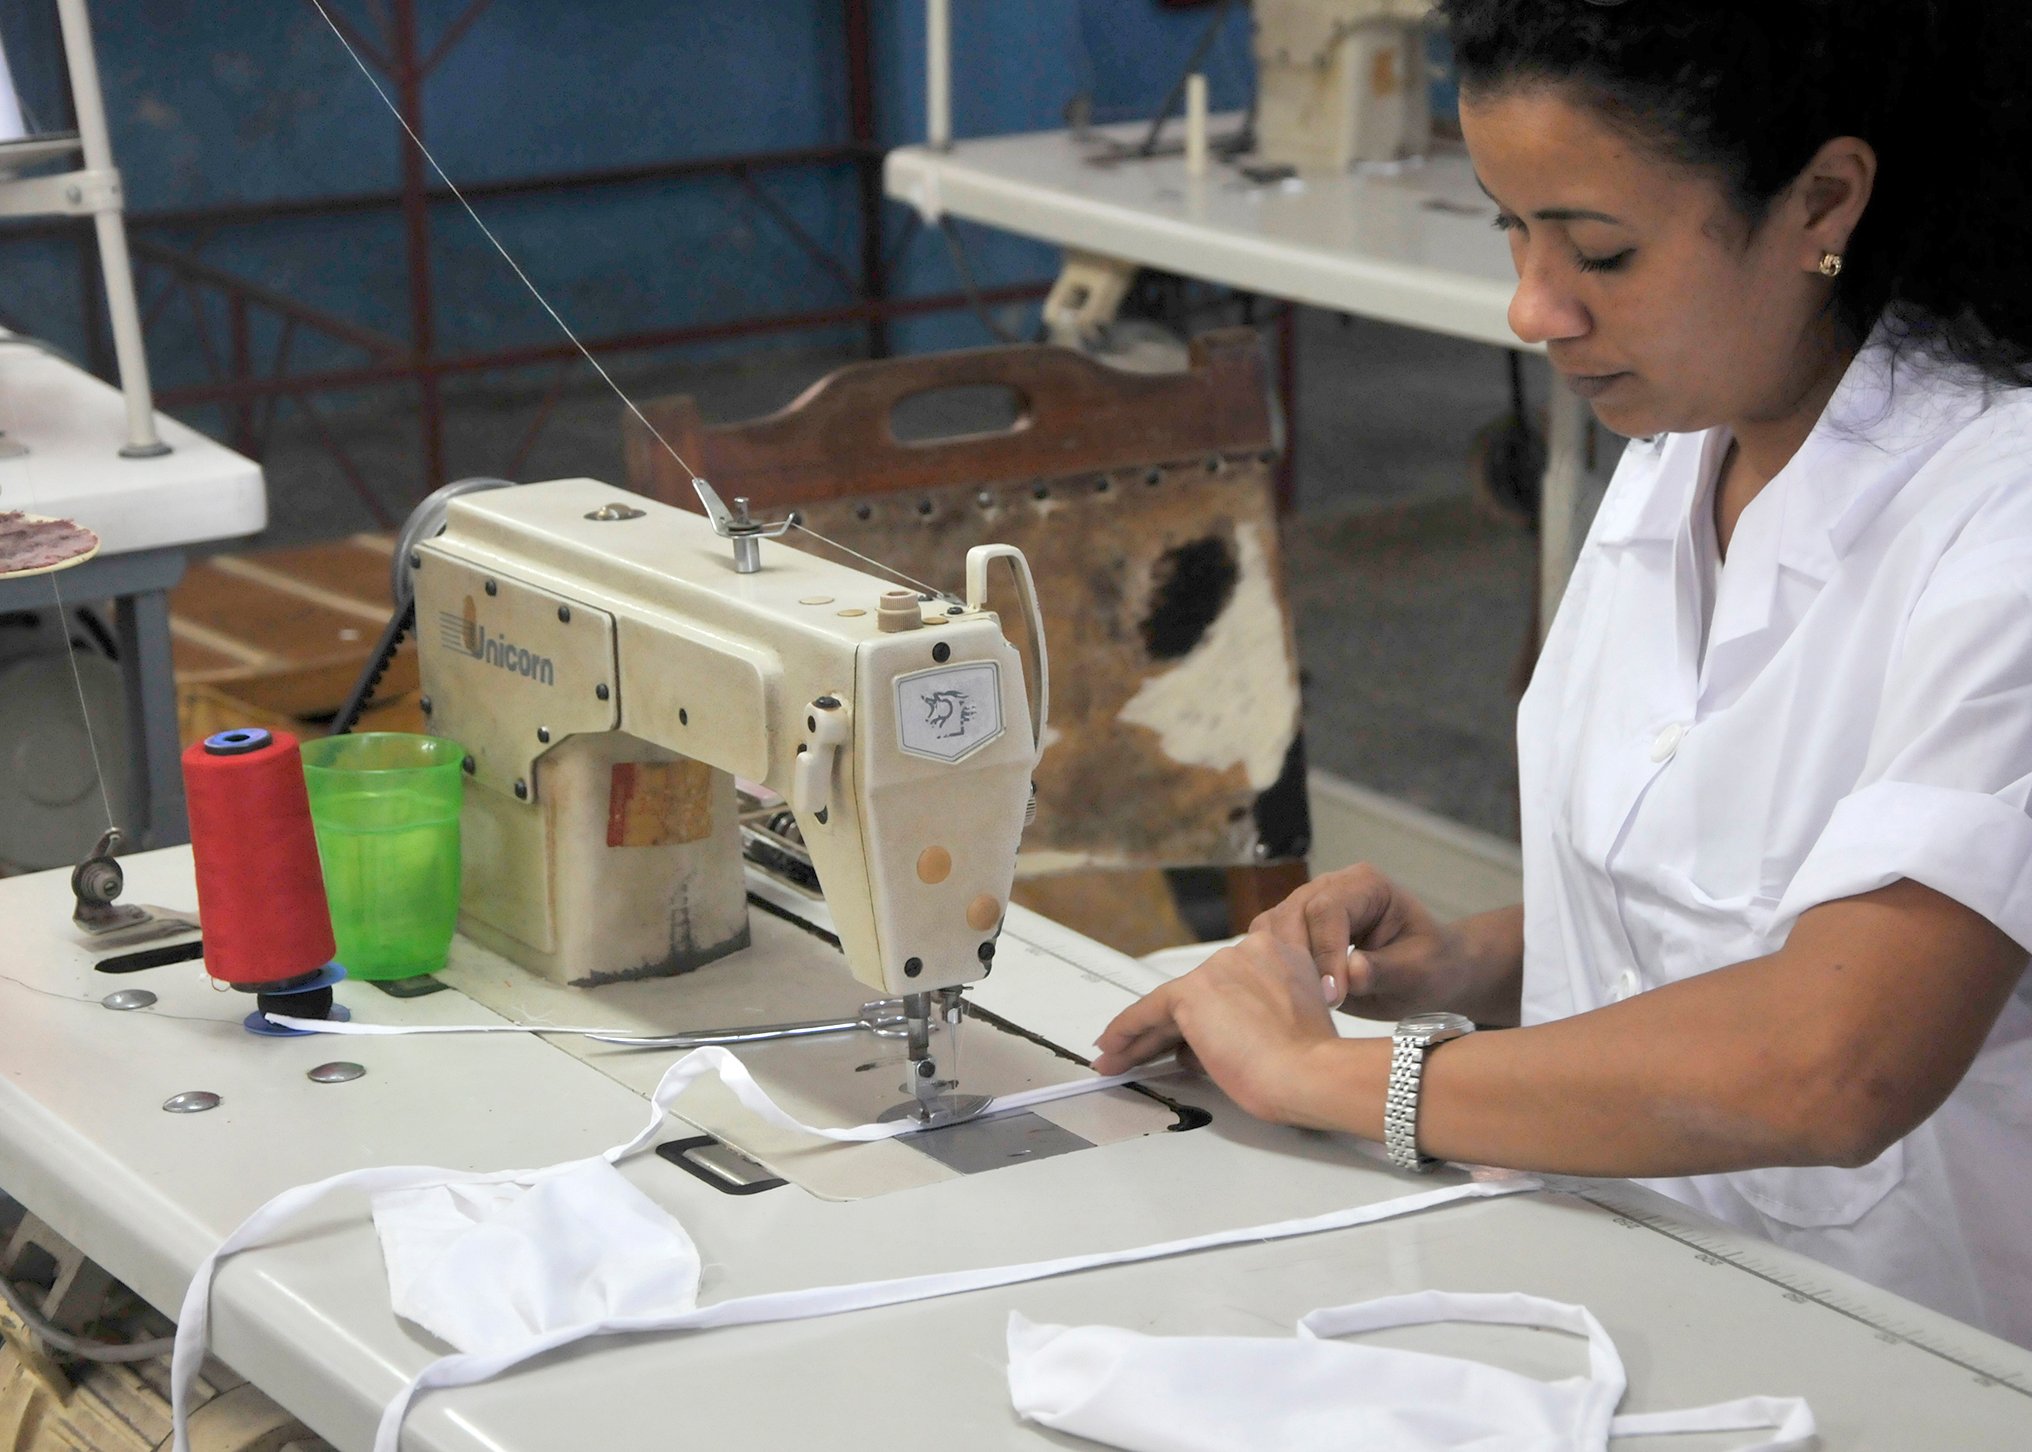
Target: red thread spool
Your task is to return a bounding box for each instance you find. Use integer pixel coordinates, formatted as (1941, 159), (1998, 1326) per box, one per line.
(182, 728), (336, 987)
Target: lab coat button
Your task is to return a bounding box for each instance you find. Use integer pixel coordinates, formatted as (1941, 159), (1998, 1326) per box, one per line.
(1649, 723), (1687, 763)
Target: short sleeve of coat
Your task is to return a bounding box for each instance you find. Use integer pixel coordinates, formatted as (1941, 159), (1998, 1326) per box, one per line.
(1780, 538), (2032, 948)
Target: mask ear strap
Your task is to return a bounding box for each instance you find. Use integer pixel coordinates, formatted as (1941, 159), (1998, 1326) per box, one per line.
(1298, 1290), (1624, 1450)
(170, 1159), (542, 1452)
(1609, 1395), (1817, 1450)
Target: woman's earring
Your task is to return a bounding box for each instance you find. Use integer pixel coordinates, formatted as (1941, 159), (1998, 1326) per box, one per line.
(1818, 252), (1845, 278)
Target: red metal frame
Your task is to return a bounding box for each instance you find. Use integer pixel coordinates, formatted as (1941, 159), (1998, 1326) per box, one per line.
(10, 1), (1050, 503)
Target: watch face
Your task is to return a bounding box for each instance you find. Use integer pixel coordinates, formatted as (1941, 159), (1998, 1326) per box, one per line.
(1399, 1012), (1474, 1035)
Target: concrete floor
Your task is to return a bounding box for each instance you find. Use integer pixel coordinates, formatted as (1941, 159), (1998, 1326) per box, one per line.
(247, 309), (1590, 841)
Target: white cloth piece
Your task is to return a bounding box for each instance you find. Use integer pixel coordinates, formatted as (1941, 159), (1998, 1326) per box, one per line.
(168, 1042), (1538, 1452)
(1518, 329), (2032, 1346)
(1010, 1288), (1815, 1452)
(374, 1160), (702, 1358)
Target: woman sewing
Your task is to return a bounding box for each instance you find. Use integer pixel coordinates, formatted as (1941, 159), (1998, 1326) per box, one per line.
(1093, 0), (2032, 1348)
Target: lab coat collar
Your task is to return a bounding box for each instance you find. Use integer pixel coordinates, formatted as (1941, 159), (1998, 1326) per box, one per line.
(1596, 335), (1989, 667)
(1589, 431), (1695, 551)
(1597, 335), (1979, 552)
(1764, 339), (1986, 586)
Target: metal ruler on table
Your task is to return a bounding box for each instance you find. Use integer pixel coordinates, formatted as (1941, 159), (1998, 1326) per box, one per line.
(1575, 1180), (2032, 1400)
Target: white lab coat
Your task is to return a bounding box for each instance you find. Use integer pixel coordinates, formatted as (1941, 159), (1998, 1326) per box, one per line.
(1517, 336), (2032, 1349)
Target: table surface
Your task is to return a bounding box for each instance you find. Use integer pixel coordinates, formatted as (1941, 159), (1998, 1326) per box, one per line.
(3, 849), (2029, 1452)
(886, 120), (1526, 351)
(0, 333), (265, 556)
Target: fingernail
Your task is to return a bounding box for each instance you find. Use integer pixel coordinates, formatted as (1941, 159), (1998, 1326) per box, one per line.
(1321, 975), (1339, 1004)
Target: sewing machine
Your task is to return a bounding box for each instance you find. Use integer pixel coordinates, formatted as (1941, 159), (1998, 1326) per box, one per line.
(1253, 0), (1434, 172)
(410, 477), (1047, 1124)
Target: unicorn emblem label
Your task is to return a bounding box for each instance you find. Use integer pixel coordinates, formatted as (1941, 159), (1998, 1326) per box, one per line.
(895, 662), (1003, 762)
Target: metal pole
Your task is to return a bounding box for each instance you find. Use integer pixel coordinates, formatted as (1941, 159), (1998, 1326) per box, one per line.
(926, 0), (951, 151)
(54, 0), (167, 456)
(391, 0), (446, 492)
(1275, 303), (1298, 514)
(845, 0), (888, 357)
(1538, 379), (1592, 645)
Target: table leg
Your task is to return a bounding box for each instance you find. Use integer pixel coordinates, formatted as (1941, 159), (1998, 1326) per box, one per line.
(1275, 303), (1298, 514)
(1537, 380), (1592, 645)
(113, 577), (189, 849)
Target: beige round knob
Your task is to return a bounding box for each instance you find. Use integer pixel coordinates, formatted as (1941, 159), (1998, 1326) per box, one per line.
(878, 590), (923, 633)
(966, 894), (1002, 932)
(917, 846), (952, 885)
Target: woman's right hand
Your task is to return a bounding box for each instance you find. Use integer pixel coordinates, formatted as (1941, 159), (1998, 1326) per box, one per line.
(1247, 864), (1489, 1022)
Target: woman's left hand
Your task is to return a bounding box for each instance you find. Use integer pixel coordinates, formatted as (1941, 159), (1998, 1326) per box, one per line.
(1092, 934), (1342, 1124)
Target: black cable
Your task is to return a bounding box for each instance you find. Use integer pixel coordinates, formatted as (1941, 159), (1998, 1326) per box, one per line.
(331, 597), (415, 736)
(938, 217), (1019, 344)
(0, 1272), (173, 1364)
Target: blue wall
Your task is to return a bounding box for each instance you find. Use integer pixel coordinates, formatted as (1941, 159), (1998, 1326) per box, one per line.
(1, 0), (1257, 428)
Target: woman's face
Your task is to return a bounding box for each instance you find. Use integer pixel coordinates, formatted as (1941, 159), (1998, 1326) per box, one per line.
(1459, 86), (1834, 439)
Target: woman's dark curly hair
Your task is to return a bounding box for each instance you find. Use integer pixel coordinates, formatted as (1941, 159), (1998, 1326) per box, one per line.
(1438, 0), (2032, 389)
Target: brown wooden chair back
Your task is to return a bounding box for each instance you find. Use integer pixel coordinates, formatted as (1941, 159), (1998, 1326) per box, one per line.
(623, 328), (1309, 942)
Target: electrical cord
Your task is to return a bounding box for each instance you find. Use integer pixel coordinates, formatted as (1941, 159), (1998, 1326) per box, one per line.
(938, 217), (1019, 344)
(331, 597), (414, 736)
(0, 1269), (175, 1363)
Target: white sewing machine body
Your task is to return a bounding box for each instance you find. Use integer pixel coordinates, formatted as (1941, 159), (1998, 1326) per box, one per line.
(412, 479), (1041, 1005)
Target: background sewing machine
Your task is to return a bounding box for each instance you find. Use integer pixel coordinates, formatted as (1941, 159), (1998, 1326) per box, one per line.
(1252, 0), (1435, 174)
(413, 476), (1049, 1127)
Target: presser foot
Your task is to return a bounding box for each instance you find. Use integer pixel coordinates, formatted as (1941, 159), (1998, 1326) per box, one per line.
(877, 1092), (993, 1129)
(884, 987), (982, 1126)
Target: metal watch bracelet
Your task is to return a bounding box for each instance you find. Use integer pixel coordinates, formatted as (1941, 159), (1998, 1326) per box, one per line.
(1384, 1013), (1475, 1172)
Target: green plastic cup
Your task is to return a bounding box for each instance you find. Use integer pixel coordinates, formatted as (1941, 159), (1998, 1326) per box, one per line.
(300, 732), (465, 980)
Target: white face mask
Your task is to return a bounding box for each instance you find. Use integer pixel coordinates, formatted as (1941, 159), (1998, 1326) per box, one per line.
(373, 1160), (703, 1357)
(1009, 1289), (1817, 1452)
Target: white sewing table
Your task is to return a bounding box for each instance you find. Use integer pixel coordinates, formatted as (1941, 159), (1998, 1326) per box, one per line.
(2, 849), (2029, 1450)
(884, 122), (1598, 638)
(0, 332), (267, 850)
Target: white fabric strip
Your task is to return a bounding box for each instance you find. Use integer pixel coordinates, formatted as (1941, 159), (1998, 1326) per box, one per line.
(1608, 1396), (1818, 1447)
(169, 1042), (1536, 1452)
(1299, 1290), (1626, 1447)
(369, 1174), (1534, 1452)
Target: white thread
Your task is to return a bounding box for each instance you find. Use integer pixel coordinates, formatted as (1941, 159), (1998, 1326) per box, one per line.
(2, 338), (117, 836)
(305, 0), (705, 487)
(43, 563), (116, 834)
(788, 519), (959, 603)
(309, 0), (969, 612)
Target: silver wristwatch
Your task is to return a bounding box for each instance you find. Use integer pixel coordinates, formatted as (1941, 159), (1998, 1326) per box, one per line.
(1385, 1011), (1476, 1172)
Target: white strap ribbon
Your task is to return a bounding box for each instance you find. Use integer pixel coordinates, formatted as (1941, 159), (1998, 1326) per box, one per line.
(1013, 1289), (1815, 1452)
(368, 1176), (1533, 1452)
(1610, 1397), (1818, 1448)
(170, 1043), (1537, 1452)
